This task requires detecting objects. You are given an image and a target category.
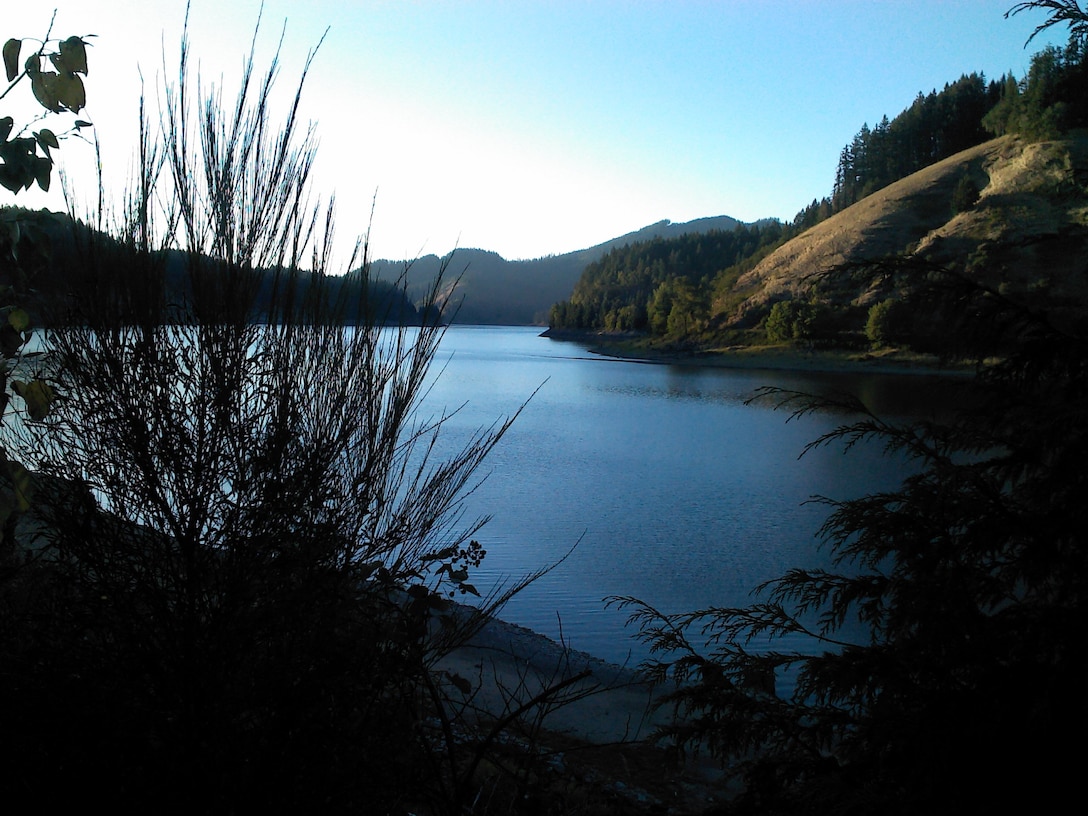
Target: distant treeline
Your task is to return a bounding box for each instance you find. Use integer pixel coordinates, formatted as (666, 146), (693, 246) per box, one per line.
(794, 35), (1088, 230)
(551, 35), (1088, 339)
(7, 208), (430, 328)
(549, 223), (785, 334)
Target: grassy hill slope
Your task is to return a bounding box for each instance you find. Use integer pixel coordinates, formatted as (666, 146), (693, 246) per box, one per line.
(725, 134), (1088, 330)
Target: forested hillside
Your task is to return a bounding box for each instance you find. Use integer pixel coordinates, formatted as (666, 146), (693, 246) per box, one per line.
(548, 223), (785, 334)
(369, 215), (743, 325)
(549, 32), (1088, 360)
(2, 208), (429, 327)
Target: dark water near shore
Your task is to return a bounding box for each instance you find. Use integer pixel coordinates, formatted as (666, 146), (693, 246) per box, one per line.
(421, 325), (966, 669)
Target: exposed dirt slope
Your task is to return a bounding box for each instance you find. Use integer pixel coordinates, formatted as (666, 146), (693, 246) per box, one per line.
(727, 134), (1088, 326)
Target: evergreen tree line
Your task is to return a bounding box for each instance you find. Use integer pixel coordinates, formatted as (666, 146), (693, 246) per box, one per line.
(796, 33), (1088, 230)
(549, 222), (784, 335)
(831, 73), (1001, 213)
(982, 35), (1088, 138)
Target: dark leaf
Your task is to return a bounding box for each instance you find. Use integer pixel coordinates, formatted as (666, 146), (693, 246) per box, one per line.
(1, 325), (24, 356)
(7, 308), (30, 332)
(447, 672), (472, 695)
(54, 71), (85, 112)
(2, 38), (20, 83)
(60, 36), (89, 75)
(12, 379), (54, 420)
(406, 584), (431, 600)
(31, 71), (62, 113)
(34, 129), (59, 156)
(0, 167), (22, 194)
(34, 156), (52, 192)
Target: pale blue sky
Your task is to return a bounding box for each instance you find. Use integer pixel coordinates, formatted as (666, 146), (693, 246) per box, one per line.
(3, 1), (1069, 262)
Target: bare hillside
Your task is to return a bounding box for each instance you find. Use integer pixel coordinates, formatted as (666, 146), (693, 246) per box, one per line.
(727, 135), (1088, 327)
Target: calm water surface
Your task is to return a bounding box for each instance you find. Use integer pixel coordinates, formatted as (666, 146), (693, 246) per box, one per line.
(421, 325), (964, 667)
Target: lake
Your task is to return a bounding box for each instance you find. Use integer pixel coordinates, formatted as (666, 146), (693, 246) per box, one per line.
(420, 325), (964, 668)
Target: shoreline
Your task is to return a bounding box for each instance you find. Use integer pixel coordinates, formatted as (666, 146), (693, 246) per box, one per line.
(541, 328), (978, 378)
(435, 608), (727, 809)
(437, 604), (656, 738)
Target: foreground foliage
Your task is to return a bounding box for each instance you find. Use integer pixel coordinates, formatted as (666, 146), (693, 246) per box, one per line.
(1, 17), (93, 538)
(0, 16), (583, 814)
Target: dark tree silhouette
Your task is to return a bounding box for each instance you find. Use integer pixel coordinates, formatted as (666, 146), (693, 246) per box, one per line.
(0, 16), (571, 814)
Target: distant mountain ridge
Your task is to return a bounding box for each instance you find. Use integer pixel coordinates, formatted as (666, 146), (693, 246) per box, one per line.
(369, 215), (746, 325)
